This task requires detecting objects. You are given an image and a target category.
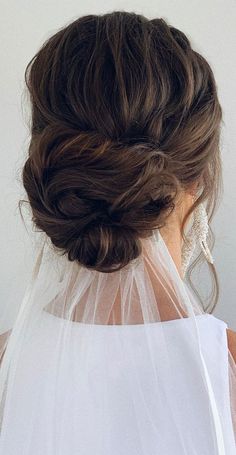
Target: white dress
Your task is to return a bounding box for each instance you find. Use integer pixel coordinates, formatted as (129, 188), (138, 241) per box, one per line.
(0, 312), (235, 455)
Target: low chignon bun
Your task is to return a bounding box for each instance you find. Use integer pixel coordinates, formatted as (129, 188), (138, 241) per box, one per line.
(22, 126), (178, 272)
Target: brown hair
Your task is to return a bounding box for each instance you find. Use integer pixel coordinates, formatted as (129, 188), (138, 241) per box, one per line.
(20, 12), (222, 310)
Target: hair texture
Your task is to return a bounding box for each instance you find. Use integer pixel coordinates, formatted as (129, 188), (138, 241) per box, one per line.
(20, 12), (223, 311)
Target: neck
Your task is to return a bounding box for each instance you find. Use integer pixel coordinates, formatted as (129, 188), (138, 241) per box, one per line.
(159, 219), (184, 280)
(159, 191), (194, 280)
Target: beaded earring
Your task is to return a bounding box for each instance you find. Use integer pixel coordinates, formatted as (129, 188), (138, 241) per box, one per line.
(181, 202), (214, 277)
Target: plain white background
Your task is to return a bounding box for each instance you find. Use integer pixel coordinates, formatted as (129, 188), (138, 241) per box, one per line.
(0, 0), (236, 329)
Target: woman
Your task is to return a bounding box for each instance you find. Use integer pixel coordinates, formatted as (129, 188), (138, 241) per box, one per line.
(0, 11), (235, 454)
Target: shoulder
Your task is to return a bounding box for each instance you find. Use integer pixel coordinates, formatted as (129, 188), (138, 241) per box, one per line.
(226, 328), (236, 362)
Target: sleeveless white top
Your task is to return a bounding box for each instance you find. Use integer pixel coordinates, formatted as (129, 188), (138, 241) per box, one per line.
(0, 312), (235, 455)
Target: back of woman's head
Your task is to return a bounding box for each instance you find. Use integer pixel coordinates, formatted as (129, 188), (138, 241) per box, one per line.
(22, 11), (222, 273)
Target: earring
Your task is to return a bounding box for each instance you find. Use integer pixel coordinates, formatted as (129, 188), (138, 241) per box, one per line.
(181, 202), (214, 277)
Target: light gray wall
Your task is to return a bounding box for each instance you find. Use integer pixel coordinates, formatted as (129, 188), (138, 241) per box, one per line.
(1, 0), (236, 329)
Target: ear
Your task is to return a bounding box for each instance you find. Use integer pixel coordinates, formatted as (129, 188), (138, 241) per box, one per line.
(186, 180), (201, 198)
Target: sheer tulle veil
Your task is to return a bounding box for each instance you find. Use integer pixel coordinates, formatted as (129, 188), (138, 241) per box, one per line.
(0, 227), (235, 453)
